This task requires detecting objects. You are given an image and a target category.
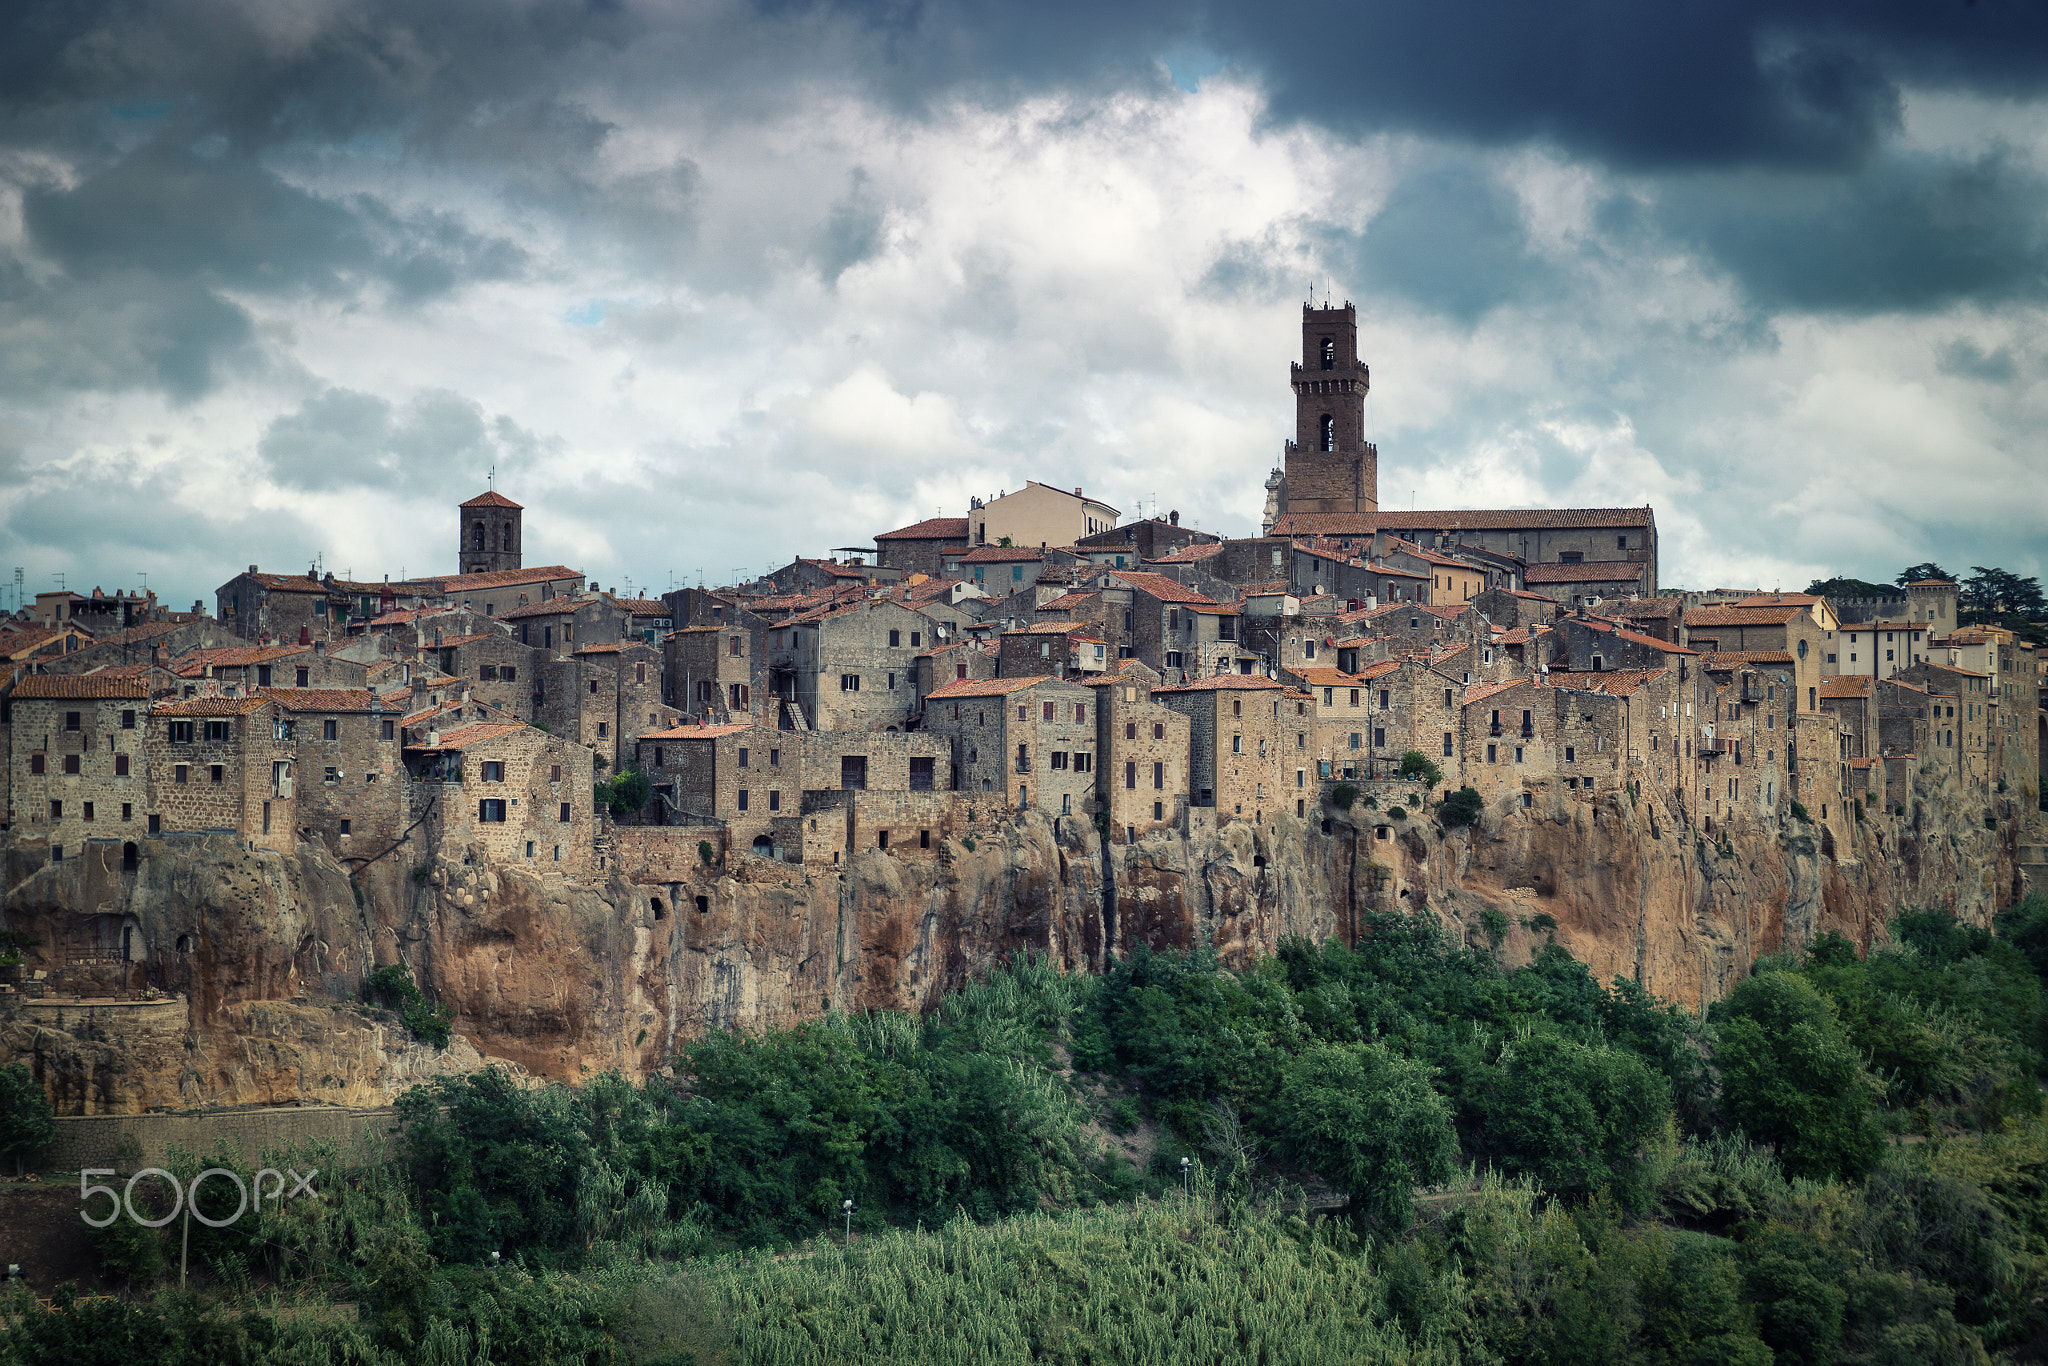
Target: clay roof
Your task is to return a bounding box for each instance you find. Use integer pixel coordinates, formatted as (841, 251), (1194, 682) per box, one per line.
(407, 721), (527, 750)
(259, 687), (382, 712)
(1684, 605), (1807, 627)
(1359, 659), (1405, 680)
(1696, 650), (1795, 669)
(156, 695), (271, 716)
(1819, 677), (1874, 699)
(573, 643), (626, 655)
(639, 722), (756, 740)
(927, 676), (1061, 699)
(916, 638), (978, 659)
(460, 490), (523, 509)
(1608, 597), (1682, 617)
(1036, 591), (1100, 612)
(1153, 673), (1284, 694)
(171, 645), (309, 675)
(1239, 581), (1293, 597)
(1507, 589), (1556, 602)
(1105, 571), (1216, 605)
(1907, 578), (1956, 587)
(235, 572), (389, 595)
(1184, 603), (1241, 616)
(1148, 543), (1226, 564)
(1294, 668), (1364, 687)
(609, 597), (671, 616)
(1270, 507), (1653, 537)
(1523, 561), (1647, 584)
(411, 565), (582, 593)
(1384, 537), (1483, 570)
(1010, 621), (1101, 637)
(499, 598), (585, 620)
(1544, 669), (1667, 697)
(1850, 757), (1876, 769)
(1733, 593), (1821, 608)
(1574, 619), (1699, 654)
(87, 619), (190, 647)
(957, 545), (1045, 564)
(8, 673), (148, 700)
(877, 516), (971, 541)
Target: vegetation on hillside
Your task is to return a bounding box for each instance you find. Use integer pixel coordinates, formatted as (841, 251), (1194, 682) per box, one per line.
(14, 893), (2048, 1365)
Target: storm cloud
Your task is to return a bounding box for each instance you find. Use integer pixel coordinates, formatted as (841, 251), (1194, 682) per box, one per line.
(0, 0), (2044, 607)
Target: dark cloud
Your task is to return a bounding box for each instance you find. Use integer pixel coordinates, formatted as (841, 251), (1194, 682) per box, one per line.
(1937, 338), (2019, 383)
(0, 264), (254, 401)
(259, 388), (496, 491)
(1333, 160), (1555, 324)
(815, 168), (885, 284)
(1670, 147), (2048, 313)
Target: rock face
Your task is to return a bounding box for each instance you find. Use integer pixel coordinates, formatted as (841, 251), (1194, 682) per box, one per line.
(0, 769), (2033, 1110)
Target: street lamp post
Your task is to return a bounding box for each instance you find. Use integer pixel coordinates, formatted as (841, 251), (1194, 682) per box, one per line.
(1180, 1156), (1191, 1197)
(842, 1198), (856, 1247)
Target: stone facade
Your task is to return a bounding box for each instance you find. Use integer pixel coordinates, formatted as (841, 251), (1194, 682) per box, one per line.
(260, 689), (403, 857)
(924, 676), (1098, 815)
(457, 490), (523, 576)
(768, 600), (936, 733)
(1087, 666), (1188, 842)
(146, 696), (294, 851)
(404, 722), (593, 875)
(5, 676), (150, 854)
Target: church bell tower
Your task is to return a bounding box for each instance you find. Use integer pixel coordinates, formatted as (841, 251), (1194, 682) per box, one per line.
(1270, 301), (1378, 527)
(458, 489), (523, 575)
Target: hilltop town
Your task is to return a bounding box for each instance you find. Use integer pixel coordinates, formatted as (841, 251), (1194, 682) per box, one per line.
(1, 303), (2043, 1105)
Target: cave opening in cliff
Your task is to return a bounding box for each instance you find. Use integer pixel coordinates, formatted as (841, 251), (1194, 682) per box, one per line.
(651, 898), (666, 919)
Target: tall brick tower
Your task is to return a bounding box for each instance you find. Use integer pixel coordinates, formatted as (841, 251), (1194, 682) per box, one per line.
(1272, 301), (1378, 523)
(458, 489), (523, 575)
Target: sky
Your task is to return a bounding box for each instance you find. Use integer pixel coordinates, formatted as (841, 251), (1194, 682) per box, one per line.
(3, 0), (2047, 612)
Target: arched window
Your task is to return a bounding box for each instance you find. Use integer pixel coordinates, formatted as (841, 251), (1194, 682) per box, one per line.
(1320, 337), (1335, 370)
(473, 523), (485, 550)
(502, 524), (513, 551)
(1320, 414), (1335, 451)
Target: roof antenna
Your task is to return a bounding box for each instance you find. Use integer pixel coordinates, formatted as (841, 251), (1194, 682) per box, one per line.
(487, 464), (494, 492)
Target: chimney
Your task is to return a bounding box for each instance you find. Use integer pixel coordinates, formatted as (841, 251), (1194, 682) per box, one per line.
(1074, 487), (1082, 497)
(299, 626), (310, 645)
(1169, 510), (1179, 526)
(249, 565), (259, 574)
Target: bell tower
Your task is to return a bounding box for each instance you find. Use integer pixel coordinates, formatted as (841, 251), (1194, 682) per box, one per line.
(458, 489), (523, 575)
(1276, 301), (1378, 520)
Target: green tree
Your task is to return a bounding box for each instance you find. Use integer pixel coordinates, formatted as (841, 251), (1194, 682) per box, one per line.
(1274, 1042), (1455, 1234)
(1896, 561), (1954, 587)
(604, 766), (653, 818)
(1485, 1034), (1671, 1203)
(1716, 972), (1886, 1181)
(1805, 576), (1892, 601)
(1397, 751), (1444, 789)
(0, 1062), (54, 1178)
(1439, 786), (1484, 828)
(1962, 565), (2046, 622)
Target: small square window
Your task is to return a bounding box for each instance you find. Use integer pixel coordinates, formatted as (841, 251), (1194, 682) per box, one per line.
(209, 765), (224, 784)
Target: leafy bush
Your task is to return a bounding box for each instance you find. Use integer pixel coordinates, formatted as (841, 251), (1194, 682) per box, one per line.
(1329, 784), (1358, 811)
(1715, 971), (1885, 1181)
(1274, 1042), (1454, 1233)
(600, 766), (652, 818)
(1438, 786), (1484, 828)
(1789, 800), (1810, 822)
(369, 963), (455, 1050)
(1396, 752), (1444, 789)
(698, 840), (715, 865)
(0, 1061), (54, 1177)
(1386, 805), (1408, 821)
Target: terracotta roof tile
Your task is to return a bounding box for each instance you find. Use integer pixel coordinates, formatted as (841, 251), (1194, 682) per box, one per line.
(1544, 669), (1667, 697)
(8, 673), (150, 700)
(459, 490), (523, 509)
(1696, 650), (1795, 668)
(1684, 605), (1808, 627)
(155, 695), (272, 716)
(639, 722), (757, 740)
(877, 516), (970, 541)
(258, 687), (383, 711)
(956, 545), (1046, 564)
(1524, 561), (1649, 584)
(499, 598), (586, 621)
(1819, 677), (1875, 698)
(410, 565), (582, 593)
(927, 676), (1058, 699)
(1105, 571), (1216, 605)
(407, 721), (527, 750)
(1153, 673), (1284, 693)
(1147, 542), (1225, 564)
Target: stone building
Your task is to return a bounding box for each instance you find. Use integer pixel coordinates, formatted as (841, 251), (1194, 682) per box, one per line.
(1553, 616), (1700, 674)
(261, 688), (401, 855)
(1266, 302), (1378, 523)
(637, 721), (789, 840)
(924, 675), (1098, 815)
(767, 599), (936, 733)
(1085, 664), (1189, 843)
(998, 622), (1109, 679)
(406, 566), (587, 622)
(502, 592), (631, 657)
(569, 642), (679, 769)
(5, 674), (149, 856)
(215, 569), (401, 644)
(914, 640), (998, 712)
(146, 695), (294, 851)
(1101, 571), (1225, 677)
(874, 517), (971, 576)
(1154, 674), (1290, 822)
(170, 643), (370, 695)
(664, 624), (762, 724)
(1075, 514), (1216, 567)
(403, 721), (593, 873)
(457, 490), (524, 576)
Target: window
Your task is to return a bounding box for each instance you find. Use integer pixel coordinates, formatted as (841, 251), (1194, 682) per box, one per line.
(1232, 735), (1242, 754)
(1349, 732), (1361, 750)
(911, 632), (921, 647)
(841, 674), (861, 692)
(738, 789), (749, 811)
(1373, 727), (1385, 748)
(888, 673), (896, 691)
(209, 765), (224, 784)
(1487, 743), (1497, 763)
(115, 754), (130, 777)
(82, 801), (95, 822)
(30, 753), (44, 775)
(770, 748), (781, 767)
(63, 710), (80, 731)
(1164, 651), (1182, 668)
(738, 747), (750, 768)
(889, 629), (901, 647)
(323, 765), (340, 784)
(559, 802), (571, 822)
(1051, 752), (1068, 771)
(175, 764), (189, 784)
(1319, 414), (1335, 451)
(1443, 732), (1453, 757)
(1074, 752), (1092, 773)
(597, 722), (608, 738)
(204, 720), (230, 742)
(1125, 761), (1138, 790)
(320, 718), (337, 741)
(1320, 336), (1334, 369)
(482, 761), (504, 782)
(295, 668), (309, 687)
(1153, 722), (1164, 740)
(1350, 689), (1360, 706)
(479, 799), (507, 822)
(1515, 746), (1524, 763)
(63, 754), (80, 775)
